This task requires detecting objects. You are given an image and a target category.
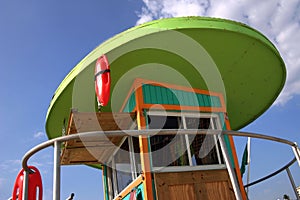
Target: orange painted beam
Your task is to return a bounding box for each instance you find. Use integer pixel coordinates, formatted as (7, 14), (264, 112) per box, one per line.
(135, 81), (155, 200)
(119, 80), (137, 112)
(224, 113), (248, 200)
(142, 103), (226, 113)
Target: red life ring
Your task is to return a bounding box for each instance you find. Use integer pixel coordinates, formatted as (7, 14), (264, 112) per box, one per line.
(95, 55), (111, 107)
(12, 166), (43, 200)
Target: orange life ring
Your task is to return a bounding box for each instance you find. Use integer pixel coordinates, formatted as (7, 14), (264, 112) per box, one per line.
(94, 55), (111, 107)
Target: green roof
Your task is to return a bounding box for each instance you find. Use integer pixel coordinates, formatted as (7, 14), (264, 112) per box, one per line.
(45, 16), (286, 139)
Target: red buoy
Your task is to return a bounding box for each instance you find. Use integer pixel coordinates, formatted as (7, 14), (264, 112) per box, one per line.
(12, 166), (43, 200)
(95, 55), (111, 107)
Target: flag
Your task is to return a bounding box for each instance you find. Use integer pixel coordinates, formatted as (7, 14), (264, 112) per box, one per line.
(240, 143), (248, 177)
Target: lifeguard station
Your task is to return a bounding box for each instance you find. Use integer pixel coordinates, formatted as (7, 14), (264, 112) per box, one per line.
(11, 17), (300, 200)
(60, 77), (241, 199)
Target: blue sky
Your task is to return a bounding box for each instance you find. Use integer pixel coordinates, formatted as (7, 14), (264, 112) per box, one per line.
(0, 0), (299, 199)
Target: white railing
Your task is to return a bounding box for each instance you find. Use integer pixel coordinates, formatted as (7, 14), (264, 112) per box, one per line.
(18, 129), (300, 200)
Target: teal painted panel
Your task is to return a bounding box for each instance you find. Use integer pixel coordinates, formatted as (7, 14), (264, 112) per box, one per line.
(202, 94), (210, 106)
(143, 83), (150, 104)
(211, 96), (221, 107)
(161, 87), (168, 105)
(142, 84), (221, 108)
(123, 92), (136, 112)
(218, 112), (235, 166)
(196, 93), (204, 107)
(122, 182), (145, 200)
(103, 166), (109, 200)
(151, 85), (159, 104)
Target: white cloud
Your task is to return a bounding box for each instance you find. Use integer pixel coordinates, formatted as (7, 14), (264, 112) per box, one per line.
(136, 0), (300, 105)
(0, 159), (21, 173)
(34, 131), (45, 139)
(136, 7), (154, 25)
(136, 0), (210, 25)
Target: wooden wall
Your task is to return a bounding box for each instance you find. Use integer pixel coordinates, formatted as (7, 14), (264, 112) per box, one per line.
(154, 169), (235, 200)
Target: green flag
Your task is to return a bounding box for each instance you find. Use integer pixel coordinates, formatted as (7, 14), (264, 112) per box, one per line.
(240, 143), (248, 177)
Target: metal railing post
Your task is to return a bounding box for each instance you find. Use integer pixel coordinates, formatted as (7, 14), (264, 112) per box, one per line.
(219, 135), (242, 200)
(292, 144), (300, 167)
(22, 170), (29, 200)
(53, 141), (61, 200)
(286, 167), (300, 200)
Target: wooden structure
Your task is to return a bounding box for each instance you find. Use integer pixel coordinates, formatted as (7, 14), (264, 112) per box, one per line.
(59, 79), (246, 200)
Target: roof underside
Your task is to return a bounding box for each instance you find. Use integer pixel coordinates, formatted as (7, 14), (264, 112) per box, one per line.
(45, 17), (286, 139)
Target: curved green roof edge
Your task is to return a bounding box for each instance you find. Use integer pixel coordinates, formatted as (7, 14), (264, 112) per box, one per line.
(45, 16), (286, 135)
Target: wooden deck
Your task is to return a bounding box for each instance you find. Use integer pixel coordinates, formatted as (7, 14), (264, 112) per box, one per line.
(60, 111), (136, 165)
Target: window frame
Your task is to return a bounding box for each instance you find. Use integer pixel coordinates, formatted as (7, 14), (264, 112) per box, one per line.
(146, 111), (224, 172)
(105, 111), (225, 199)
(106, 122), (140, 198)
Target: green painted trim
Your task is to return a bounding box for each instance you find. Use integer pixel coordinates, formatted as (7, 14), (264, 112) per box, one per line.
(223, 134), (235, 167)
(103, 166), (109, 200)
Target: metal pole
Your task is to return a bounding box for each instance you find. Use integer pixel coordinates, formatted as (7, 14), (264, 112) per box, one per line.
(292, 145), (300, 167)
(53, 141), (61, 200)
(128, 136), (137, 180)
(22, 170), (29, 200)
(246, 137), (251, 195)
(286, 167), (300, 200)
(219, 135), (242, 200)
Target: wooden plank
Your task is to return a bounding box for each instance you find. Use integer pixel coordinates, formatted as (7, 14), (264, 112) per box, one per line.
(60, 111), (136, 165)
(65, 135), (124, 147)
(155, 169), (229, 184)
(154, 170), (236, 200)
(168, 184), (196, 200)
(61, 134), (124, 165)
(61, 146), (117, 165)
(195, 182), (208, 199)
(69, 112), (136, 134)
(194, 169), (230, 182)
(154, 172), (170, 200)
(205, 181), (235, 200)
